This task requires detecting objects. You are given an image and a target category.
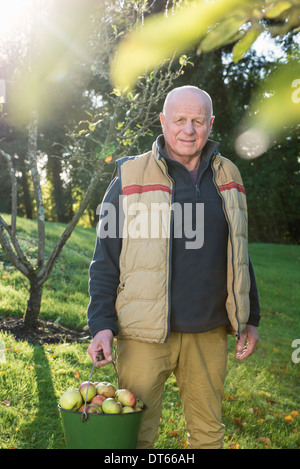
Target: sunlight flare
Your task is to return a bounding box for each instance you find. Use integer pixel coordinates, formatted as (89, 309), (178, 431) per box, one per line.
(0, 0), (29, 34)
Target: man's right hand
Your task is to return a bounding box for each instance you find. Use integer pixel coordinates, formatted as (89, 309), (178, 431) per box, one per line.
(88, 329), (114, 366)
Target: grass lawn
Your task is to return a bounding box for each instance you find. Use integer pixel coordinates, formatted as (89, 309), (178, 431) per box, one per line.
(0, 216), (299, 449)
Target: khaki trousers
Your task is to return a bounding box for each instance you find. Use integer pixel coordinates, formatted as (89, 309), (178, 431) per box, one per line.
(116, 326), (228, 449)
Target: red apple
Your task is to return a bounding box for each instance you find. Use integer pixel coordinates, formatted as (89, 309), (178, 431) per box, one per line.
(86, 403), (103, 414)
(91, 395), (106, 406)
(115, 389), (136, 408)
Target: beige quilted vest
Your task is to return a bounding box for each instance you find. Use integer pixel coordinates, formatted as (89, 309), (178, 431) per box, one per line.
(115, 143), (250, 342)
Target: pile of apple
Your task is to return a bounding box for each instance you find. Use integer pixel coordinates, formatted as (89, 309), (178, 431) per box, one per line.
(59, 380), (145, 415)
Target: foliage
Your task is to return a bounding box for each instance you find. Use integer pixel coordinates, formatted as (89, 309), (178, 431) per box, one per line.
(0, 221), (299, 449)
(0, 0), (188, 329)
(111, 0), (300, 156)
(1, 1), (298, 244)
(169, 47), (299, 244)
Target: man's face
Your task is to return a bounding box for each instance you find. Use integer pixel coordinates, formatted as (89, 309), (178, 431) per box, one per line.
(160, 90), (214, 161)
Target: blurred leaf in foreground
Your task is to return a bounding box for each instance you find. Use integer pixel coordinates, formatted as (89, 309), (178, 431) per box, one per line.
(110, 0), (249, 90)
(110, 0), (300, 157)
(235, 60), (300, 158)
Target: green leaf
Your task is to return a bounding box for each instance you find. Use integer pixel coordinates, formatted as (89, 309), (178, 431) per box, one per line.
(95, 143), (115, 160)
(88, 119), (102, 132)
(111, 88), (122, 97)
(199, 14), (248, 52)
(235, 60), (300, 158)
(265, 1), (292, 19)
(232, 27), (262, 63)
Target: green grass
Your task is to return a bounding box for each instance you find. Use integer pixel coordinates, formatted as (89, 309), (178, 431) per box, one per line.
(0, 216), (95, 328)
(0, 217), (299, 449)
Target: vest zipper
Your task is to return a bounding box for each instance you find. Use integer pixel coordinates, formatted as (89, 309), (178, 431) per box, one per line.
(195, 160), (209, 199)
(159, 157), (175, 343)
(211, 155), (241, 339)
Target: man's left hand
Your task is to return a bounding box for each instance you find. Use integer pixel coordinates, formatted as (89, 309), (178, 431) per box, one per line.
(235, 324), (259, 360)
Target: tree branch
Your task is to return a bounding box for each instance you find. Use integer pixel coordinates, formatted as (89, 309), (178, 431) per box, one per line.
(0, 148), (33, 271)
(0, 149), (17, 237)
(0, 220), (30, 277)
(37, 162), (103, 286)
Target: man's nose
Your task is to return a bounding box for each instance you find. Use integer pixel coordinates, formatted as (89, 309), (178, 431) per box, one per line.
(183, 120), (195, 134)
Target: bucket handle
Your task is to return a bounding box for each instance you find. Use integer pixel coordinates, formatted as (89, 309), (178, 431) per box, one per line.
(81, 352), (119, 423)
(81, 356), (100, 423)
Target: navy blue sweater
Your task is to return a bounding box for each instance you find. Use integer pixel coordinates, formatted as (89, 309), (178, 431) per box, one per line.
(87, 137), (261, 337)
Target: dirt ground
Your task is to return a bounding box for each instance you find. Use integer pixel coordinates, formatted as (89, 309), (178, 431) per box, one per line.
(0, 316), (91, 345)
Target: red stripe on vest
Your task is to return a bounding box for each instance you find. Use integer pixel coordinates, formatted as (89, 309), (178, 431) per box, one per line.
(123, 184), (172, 196)
(218, 181), (246, 195)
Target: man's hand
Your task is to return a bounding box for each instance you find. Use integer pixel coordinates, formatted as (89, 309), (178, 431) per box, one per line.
(235, 324), (259, 360)
(88, 329), (114, 366)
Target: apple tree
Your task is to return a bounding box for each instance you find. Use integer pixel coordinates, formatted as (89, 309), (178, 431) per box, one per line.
(0, 0), (188, 329)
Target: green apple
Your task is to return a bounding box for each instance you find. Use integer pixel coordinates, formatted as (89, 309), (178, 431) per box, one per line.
(102, 397), (122, 414)
(79, 381), (97, 402)
(121, 406), (135, 413)
(59, 389), (83, 411)
(86, 403), (103, 414)
(135, 398), (145, 409)
(115, 389), (136, 408)
(96, 382), (116, 398)
(133, 407), (142, 412)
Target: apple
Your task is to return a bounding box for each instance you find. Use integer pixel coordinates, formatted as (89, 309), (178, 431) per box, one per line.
(78, 404), (85, 412)
(59, 389), (83, 411)
(135, 398), (145, 410)
(91, 395), (106, 406)
(79, 381), (97, 402)
(96, 382), (116, 398)
(115, 389), (136, 408)
(86, 403), (103, 414)
(102, 397), (122, 414)
(121, 406), (135, 413)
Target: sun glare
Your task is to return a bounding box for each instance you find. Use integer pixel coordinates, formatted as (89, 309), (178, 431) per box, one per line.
(0, 0), (28, 34)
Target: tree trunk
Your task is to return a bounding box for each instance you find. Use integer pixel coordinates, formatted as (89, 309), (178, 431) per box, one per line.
(48, 156), (68, 223)
(23, 278), (43, 329)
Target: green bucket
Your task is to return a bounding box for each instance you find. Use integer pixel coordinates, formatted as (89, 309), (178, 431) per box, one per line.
(58, 404), (146, 449)
(58, 356), (146, 449)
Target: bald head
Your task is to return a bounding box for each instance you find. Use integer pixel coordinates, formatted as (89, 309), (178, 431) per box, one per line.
(162, 86), (214, 120)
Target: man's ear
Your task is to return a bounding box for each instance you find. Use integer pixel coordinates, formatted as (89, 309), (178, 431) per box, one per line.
(209, 115), (215, 133)
(160, 112), (165, 131)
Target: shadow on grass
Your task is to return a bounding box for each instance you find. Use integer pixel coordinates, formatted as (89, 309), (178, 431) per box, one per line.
(23, 345), (65, 449)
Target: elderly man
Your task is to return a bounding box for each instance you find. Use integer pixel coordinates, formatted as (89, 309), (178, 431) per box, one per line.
(87, 86), (260, 449)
